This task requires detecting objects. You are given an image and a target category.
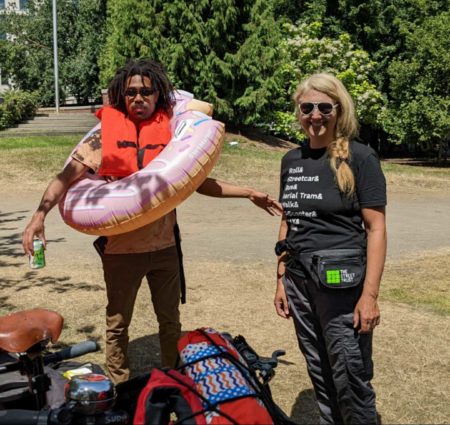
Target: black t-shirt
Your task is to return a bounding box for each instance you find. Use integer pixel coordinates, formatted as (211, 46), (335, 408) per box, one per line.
(279, 140), (386, 257)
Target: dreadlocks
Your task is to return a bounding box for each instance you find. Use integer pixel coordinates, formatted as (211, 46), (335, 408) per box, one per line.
(108, 58), (175, 117)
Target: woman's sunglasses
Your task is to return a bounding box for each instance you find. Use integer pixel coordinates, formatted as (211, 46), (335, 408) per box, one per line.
(124, 87), (157, 98)
(298, 102), (339, 116)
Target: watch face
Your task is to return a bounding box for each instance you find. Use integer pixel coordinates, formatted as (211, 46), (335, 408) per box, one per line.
(275, 240), (287, 256)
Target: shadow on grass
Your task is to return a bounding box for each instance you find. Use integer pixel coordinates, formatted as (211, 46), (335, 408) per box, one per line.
(0, 296), (16, 312)
(0, 233), (66, 261)
(290, 389), (383, 424)
(0, 209), (67, 267)
(0, 210), (28, 224)
(227, 124), (298, 150)
(384, 158), (450, 168)
(0, 271), (103, 311)
(290, 388), (320, 424)
(128, 334), (161, 377)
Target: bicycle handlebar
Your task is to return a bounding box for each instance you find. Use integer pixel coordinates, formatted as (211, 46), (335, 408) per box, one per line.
(0, 407), (129, 425)
(0, 408), (63, 425)
(0, 340), (100, 375)
(43, 340), (99, 365)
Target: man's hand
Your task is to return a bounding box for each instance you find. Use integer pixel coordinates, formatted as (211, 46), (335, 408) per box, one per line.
(22, 213), (46, 256)
(249, 191), (283, 216)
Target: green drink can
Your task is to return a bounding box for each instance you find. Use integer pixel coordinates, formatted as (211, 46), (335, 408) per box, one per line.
(30, 239), (46, 269)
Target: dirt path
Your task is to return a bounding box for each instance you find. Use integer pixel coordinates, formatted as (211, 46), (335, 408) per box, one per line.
(5, 188), (445, 261)
(179, 190), (450, 262)
(1, 187), (449, 284)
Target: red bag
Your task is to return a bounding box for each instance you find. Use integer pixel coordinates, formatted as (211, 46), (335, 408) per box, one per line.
(177, 328), (274, 424)
(134, 328), (275, 424)
(133, 368), (206, 425)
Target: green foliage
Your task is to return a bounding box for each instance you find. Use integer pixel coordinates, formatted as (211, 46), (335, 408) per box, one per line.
(292, 0), (449, 91)
(381, 11), (450, 157)
(62, 0), (107, 104)
(285, 23), (384, 125)
(1, 0), (106, 106)
(158, 0), (241, 120)
(2, 0), (442, 153)
(100, 0), (244, 120)
(99, 0), (161, 86)
(229, 0), (285, 124)
(262, 21), (384, 141)
(0, 90), (40, 130)
(256, 111), (305, 142)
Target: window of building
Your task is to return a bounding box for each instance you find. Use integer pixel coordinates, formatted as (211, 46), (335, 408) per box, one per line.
(19, 0), (28, 10)
(0, 0), (5, 9)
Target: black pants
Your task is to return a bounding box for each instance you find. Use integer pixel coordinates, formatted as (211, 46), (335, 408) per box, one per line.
(283, 271), (377, 425)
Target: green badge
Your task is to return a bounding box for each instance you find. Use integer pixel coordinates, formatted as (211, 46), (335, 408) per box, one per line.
(326, 269), (341, 285)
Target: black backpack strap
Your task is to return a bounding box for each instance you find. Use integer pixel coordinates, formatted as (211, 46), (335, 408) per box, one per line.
(173, 212), (186, 304)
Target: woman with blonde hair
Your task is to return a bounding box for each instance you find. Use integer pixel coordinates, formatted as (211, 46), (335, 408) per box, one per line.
(274, 73), (386, 424)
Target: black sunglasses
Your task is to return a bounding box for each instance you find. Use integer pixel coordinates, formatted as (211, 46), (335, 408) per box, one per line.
(298, 102), (339, 116)
(124, 87), (157, 98)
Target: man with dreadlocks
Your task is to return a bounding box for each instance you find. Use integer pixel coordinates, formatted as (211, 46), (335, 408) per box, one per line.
(22, 58), (281, 384)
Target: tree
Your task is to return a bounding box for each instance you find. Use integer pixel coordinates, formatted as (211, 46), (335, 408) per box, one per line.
(157, 0), (243, 120)
(98, 0), (161, 87)
(261, 21), (384, 142)
(100, 0), (245, 120)
(1, 1), (56, 104)
(381, 11), (450, 160)
(290, 0), (450, 93)
(62, 0), (107, 104)
(229, 0), (286, 124)
(1, 0), (106, 106)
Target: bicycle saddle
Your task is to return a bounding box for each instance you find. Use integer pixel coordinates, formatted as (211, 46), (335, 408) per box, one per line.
(0, 308), (63, 353)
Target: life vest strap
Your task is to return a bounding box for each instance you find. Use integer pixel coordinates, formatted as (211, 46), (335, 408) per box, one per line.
(137, 144), (167, 169)
(116, 141), (167, 170)
(117, 140), (136, 148)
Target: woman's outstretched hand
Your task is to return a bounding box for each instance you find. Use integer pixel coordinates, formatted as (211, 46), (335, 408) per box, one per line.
(249, 191), (283, 216)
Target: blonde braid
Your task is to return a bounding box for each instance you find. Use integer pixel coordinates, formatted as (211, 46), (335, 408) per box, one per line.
(327, 137), (355, 195)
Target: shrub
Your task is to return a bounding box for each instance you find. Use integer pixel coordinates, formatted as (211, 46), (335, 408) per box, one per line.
(0, 90), (40, 130)
(257, 111), (306, 142)
(266, 22), (385, 143)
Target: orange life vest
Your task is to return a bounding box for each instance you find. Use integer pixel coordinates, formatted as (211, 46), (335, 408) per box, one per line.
(96, 106), (171, 177)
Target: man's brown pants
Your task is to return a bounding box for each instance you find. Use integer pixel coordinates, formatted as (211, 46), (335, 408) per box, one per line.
(101, 245), (181, 384)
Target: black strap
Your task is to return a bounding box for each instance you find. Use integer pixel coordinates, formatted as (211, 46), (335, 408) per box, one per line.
(117, 140), (136, 148)
(116, 140), (166, 170)
(176, 329), (294, 425)
(173, 214), (186, 304)
(159, 369), (241, 425)
(137, 144), (166, 169)
(275, 239), (287, 256)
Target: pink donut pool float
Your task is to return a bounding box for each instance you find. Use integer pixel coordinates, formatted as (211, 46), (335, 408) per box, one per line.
(59, 90), (224, 236)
